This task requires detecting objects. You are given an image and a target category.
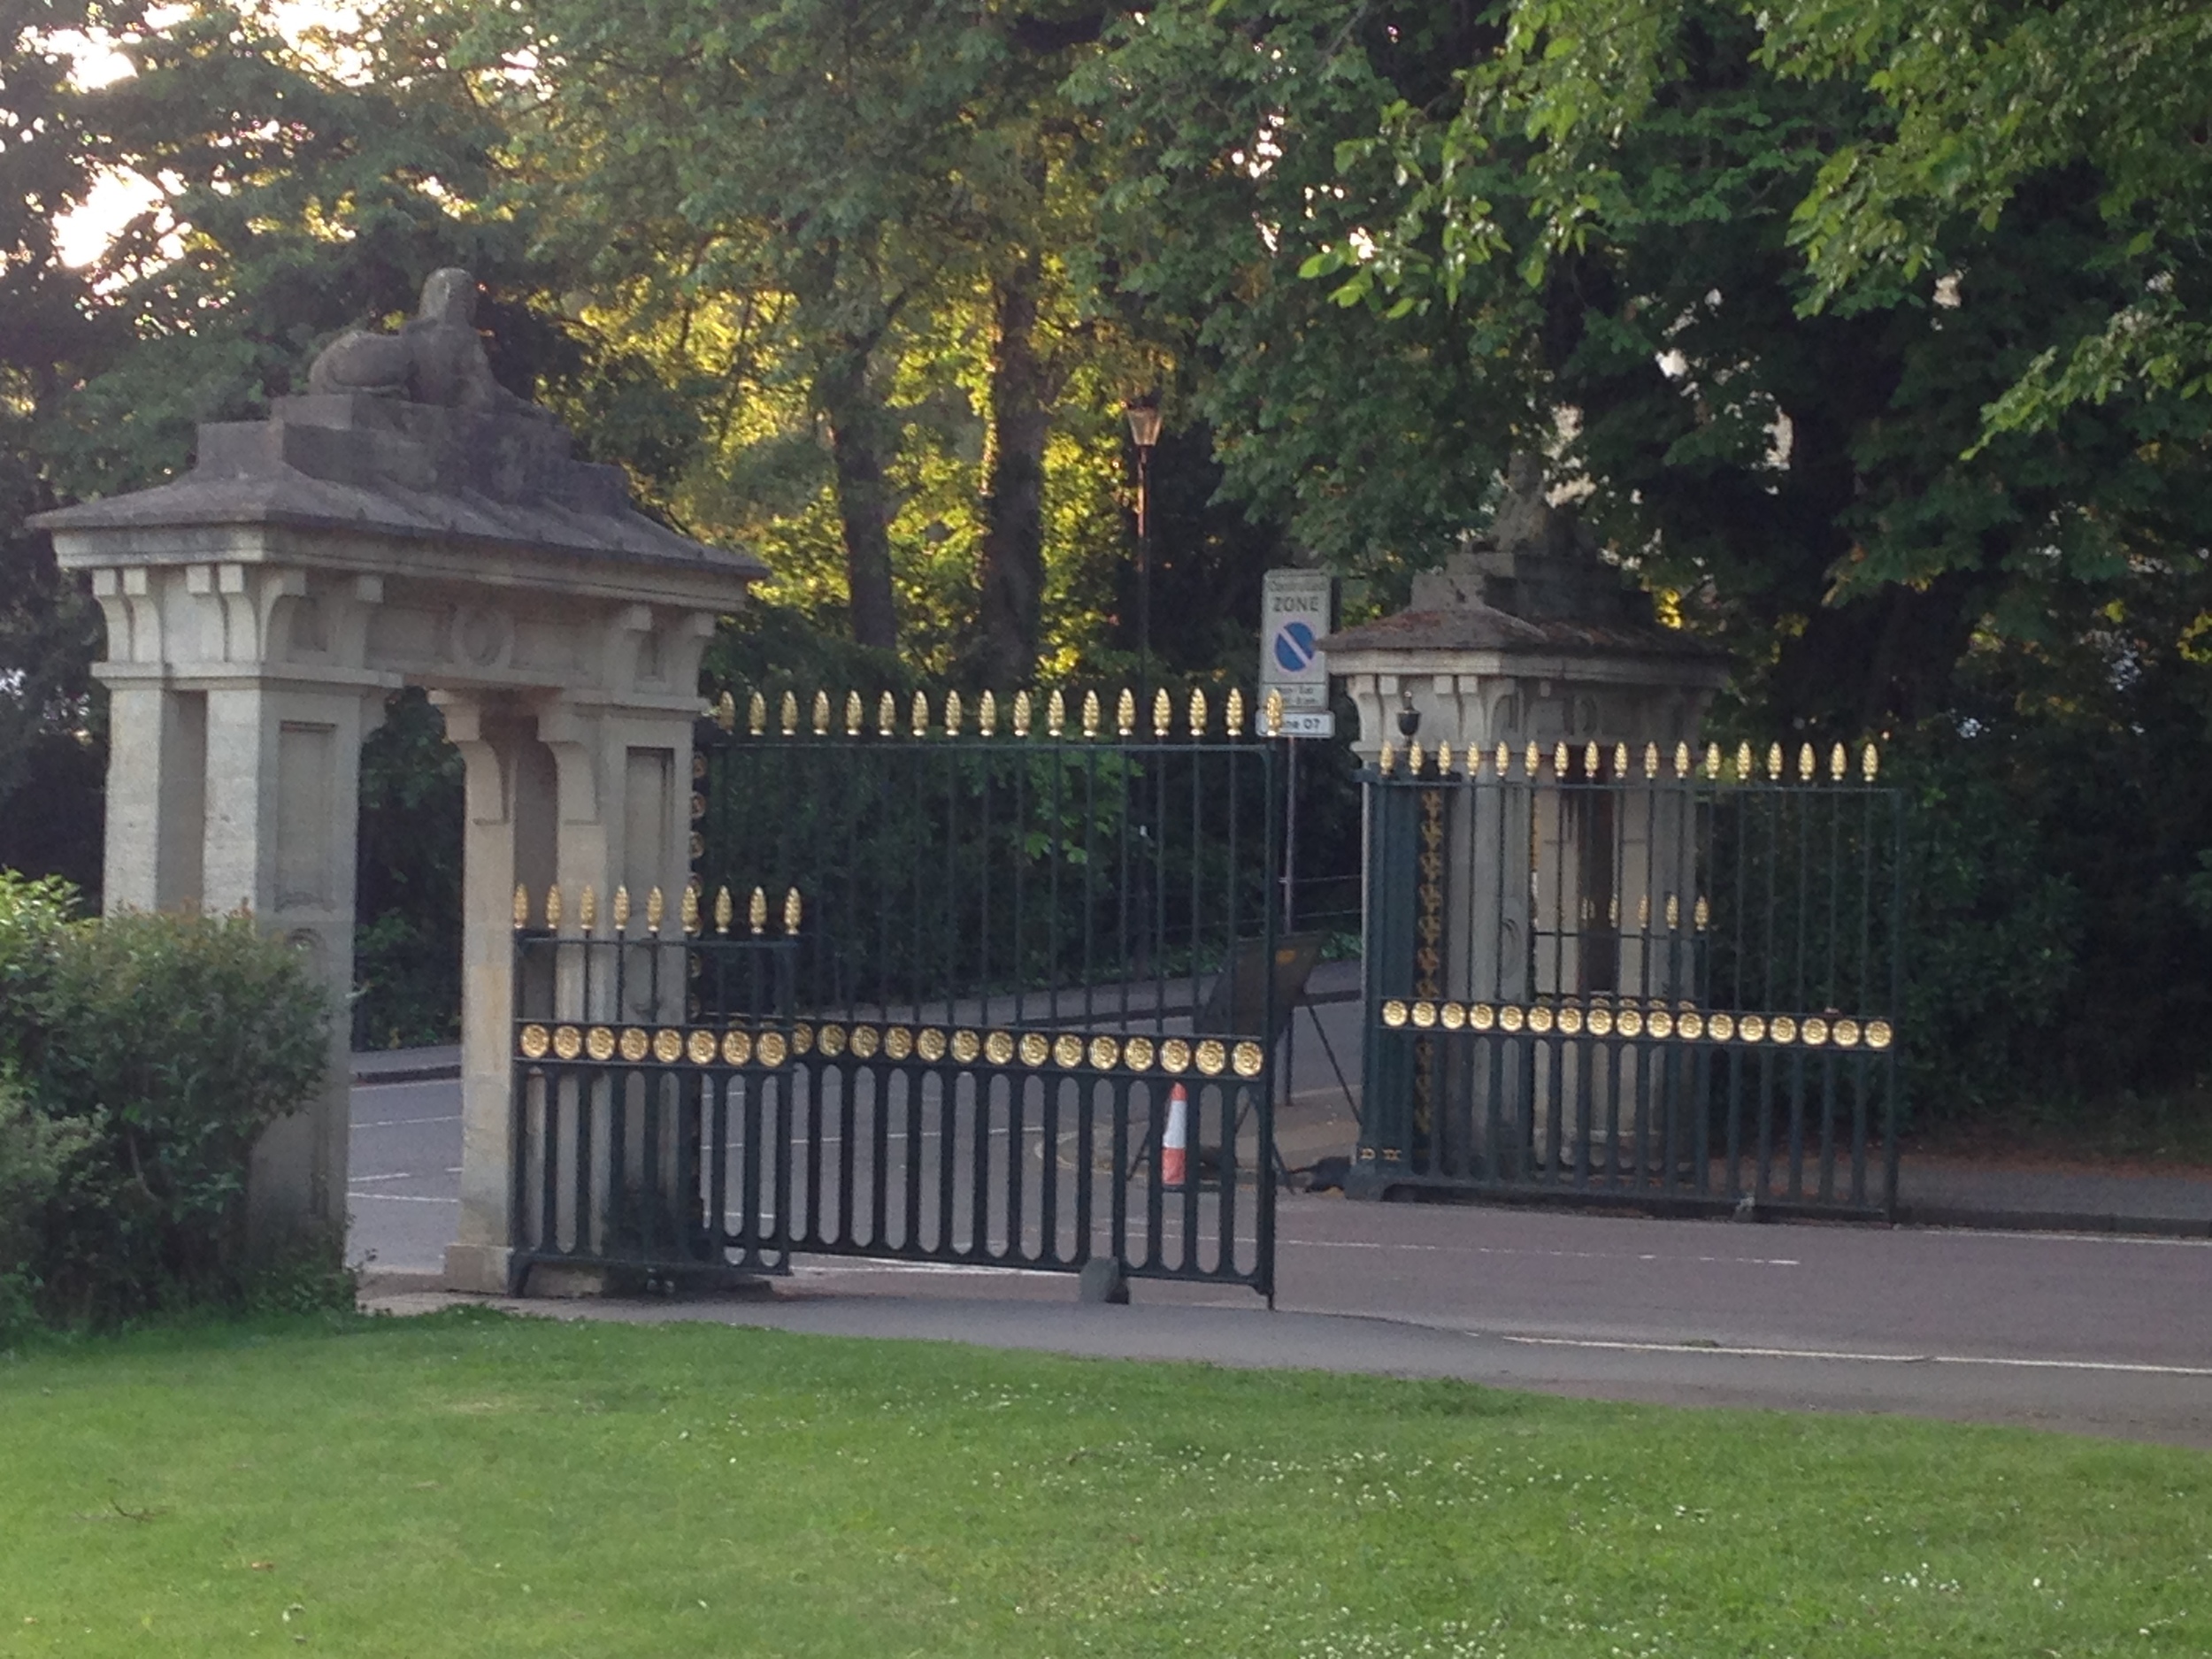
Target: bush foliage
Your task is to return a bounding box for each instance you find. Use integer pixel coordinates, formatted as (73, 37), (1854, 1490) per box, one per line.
(0, 872), (330, 1331)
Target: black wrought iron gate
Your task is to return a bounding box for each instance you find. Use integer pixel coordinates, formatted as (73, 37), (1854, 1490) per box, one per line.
(510, 687), (1286, 1298)
(1356, 737), (1905, 1217)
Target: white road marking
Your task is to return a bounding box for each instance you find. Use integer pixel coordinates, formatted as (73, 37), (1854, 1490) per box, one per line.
(1499, 1333), (2212, 1378)
(349, 1194), (460, 1204)
(348, 1171), (420, 1184)
(352, 1116), (462, 1129)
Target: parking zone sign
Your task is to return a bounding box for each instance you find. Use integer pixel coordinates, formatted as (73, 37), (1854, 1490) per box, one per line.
(1259, 569), (1335, 710)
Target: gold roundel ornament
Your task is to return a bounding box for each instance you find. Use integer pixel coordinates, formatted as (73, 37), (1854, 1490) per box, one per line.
(757, 1030), (788, 1067)
(1019, 1033), (1050, 1068)
(1470, 1003), (1496, 1032)
(1678, 1010), (1704, 1041)
(1832, 1018), (1861, 1048)
(1500, 1005), (1525, 1033)
(1528, 1005), (1555, 1034)
(1801, 1017), (1829, 1047)
(1088, 1035), (1120, 1071)
(1740, 1014), (1768, 1043)
(687, 1030), (717, 1065)
(1771, 1016), (1798, 1045)
(1233, 1041), (1264, 1079)
(792, 1022), (814, 1056)
(1124, 1035), (1156, 1071)
(849, 1025), (880, 1060)
(1588, 1007), (1614, 1037)
(554, 1025), (583, 1061)
(1617, 1009), (1644, 1039)
(1558, 1005), (1585, 1035)
(917, 1027), (947, 1063)
(1381, 999), (1409, 1028)
(1866, 1018), (1893, 1050)
(1440, 1002), (1466, 1031)
(1160, 1038), (1192, 1074)
(653, 1028), (683, 1064)
(1054, 1033), (1084, 1069)
(518, 1023), (550, 1060)
(587, 1025), (616, 1062)
(721, 1029), (753, 1066)
(1411, 1000), (1437, 1028)
(952, 1028), (981, 1064)
(1195, 1039), (1227, 1076)
(817, 1023), (848, 1058)
(1647, 1010), (1674, 1040)
(1709, 1011), (1736, 1042)
(985, 1030), (1014, 1065)
(884, 1026), (913, 1062)
(619, 1027), (650, 1063)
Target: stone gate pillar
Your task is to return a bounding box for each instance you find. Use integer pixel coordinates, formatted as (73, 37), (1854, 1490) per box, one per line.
(34, 269), (765, 1274)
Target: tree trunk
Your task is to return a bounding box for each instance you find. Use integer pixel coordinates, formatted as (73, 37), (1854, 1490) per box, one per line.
(818, 348), (900, 651)
(975, 249), (1048, 687)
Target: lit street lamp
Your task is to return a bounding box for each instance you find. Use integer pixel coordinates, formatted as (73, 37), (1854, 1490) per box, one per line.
(1125, 400), (1162, 697)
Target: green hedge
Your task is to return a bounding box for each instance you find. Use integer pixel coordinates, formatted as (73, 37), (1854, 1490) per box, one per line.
(0, 872), (332, 1332)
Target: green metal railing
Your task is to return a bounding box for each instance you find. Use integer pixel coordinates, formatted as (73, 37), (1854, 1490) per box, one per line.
(1356, 737), (1905, 1216)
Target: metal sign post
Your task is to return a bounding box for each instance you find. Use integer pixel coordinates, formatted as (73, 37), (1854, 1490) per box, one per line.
(1258, 569), (1337, 1127)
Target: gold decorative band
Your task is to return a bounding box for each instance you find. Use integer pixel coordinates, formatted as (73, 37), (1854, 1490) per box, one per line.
(515, 1020), (1277, 1076)
(1377, 1001), (1892, 1050)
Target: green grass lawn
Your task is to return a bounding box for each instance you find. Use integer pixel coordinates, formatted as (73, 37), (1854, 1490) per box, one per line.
(1, 1309), (2205, 1656)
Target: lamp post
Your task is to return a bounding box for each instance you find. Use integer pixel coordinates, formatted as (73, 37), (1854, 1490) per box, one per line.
(1125, 401), (1162, 698)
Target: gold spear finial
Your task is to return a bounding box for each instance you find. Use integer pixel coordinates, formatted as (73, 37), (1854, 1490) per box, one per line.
(1494, 741), (1509, 776)
(748, 886), (767, 936)
(1613, 741), (1630, 777)
(680, 883), (700, 935)
(1643, 741), (1660, 779)
(645, 886), (665, 935)
(979, 690), (997, 736)
(1582, 741), (1599, 777)
(812, 689), (830, 735)
(1436, 741), (1453, 775)
(1264, 687), (1284, 737)
(1014, 690), (1033, 737)
(545, 884), (564, 931)
(1525, 741), (1540, 776)
(512, 882), (530, 929)
(1830, 742), (1847, 781)
(749, 691), (766, 735)
(715, 691), (736, 732)
(1048, 688), (1066, 737)
(611, 885), (631, 932)
(1557, 741), (1572, 777)
(1797, 741), (1815, 782)
(1153, 687), (1172, 738)
(1674, 741), (1692, 779)
(1862, 741), (1880, 782)
(783, 887), (803, 935)
(1735, 740), (1753, 780)
(878, 691), (896, 736)
(1704, 742), (1722, 779)
(1188, 687), (1208, 738)
(1378, 741), (1397, 776)
(713, 885), (733, 935)
(1081, 688), (1100, 738)
(780, 690), (798, 736)
(1767, 741), (1784, 781)
(945, 689), (963, 736)
(1225, 687), (1245, 736)
(846, 690), (864, 736)
(911, 690), (929, 737)
(579, 885), (598, 934)
(1117, 687), (1136, 737)
(1408, 738), (1425, 776)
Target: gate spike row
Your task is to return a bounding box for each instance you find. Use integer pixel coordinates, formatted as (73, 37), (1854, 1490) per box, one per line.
(1798, 742), (1816, 781)
(979, 690), (997, 736)
(1014, 690), (1033, 736)
(783, 887), (803, 935)
(1188, 687), (1208, 738)
(1226, 688), (1245, 737)
(946, 689), (963, 736)
(1378, 741), (1396, 776)
(713, 886), (733, 935)
(749, 691), (766, 735)
(1048, 688), (1065, 737)
(912, 690), (930, 737)
(512, 882), (529, 930)
(1674, 741), (1692, 779)
(646, 887), (664, 935)
(878, 691), (896, 736)
(1830, 741), (1847, 780)
(715, 691), (736, 732)
(611, 885), (631, 932)
(846, 690), (864, 736)
(579, 885), (597, 934)
(1643, 741), (1660, 779)
(1735, 740), (1753, 780)
(812, 690), (830, 735)
(1153, 687), (1172, 738)
(1862, 741), (1879, 782)
(1767, 742), (1784, 781)
(1081, 688), (1101, 738)
(1264, 687), (1285, 737)
(748, 887), (767, 936)
(545, 885), (563, 931)
(780, 690), (798, 736)
(1117, 687), (1136, 736)
(680, 884), (701, 936)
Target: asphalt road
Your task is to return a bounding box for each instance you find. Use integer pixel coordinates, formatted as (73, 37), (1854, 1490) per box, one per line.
(350, 1071), (2212, 1448)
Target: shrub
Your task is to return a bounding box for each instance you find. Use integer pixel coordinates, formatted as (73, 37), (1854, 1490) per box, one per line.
(0, 872), (330, 1326)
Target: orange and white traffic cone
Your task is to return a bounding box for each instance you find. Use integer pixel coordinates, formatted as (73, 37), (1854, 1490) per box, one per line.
(1161, 1084), (1189, 1187)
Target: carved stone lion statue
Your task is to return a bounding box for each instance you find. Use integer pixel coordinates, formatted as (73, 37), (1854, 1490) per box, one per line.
(307, 268), (545, 416)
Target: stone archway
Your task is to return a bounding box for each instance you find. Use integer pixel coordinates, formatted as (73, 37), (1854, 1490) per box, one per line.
(34, 273), (765, 1292)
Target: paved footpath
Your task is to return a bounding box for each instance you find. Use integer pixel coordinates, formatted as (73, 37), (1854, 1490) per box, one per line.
(350, 1058), (2212, 1451)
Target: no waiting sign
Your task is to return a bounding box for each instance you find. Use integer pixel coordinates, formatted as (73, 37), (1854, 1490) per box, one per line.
(1258, 569), (1336, 710)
